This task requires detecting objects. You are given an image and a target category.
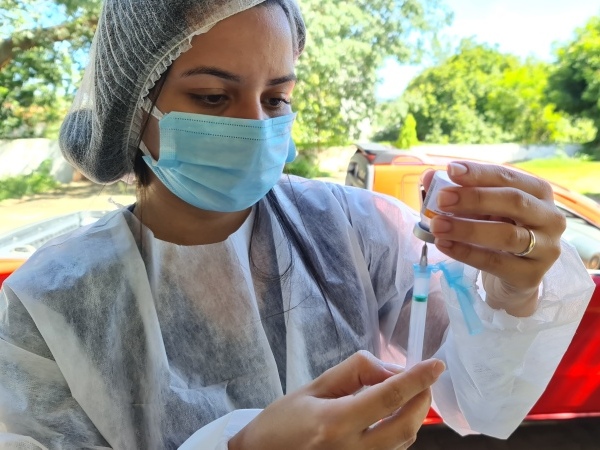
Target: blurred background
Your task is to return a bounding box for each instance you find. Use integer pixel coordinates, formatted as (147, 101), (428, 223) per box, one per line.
(1, 0), (599, 195)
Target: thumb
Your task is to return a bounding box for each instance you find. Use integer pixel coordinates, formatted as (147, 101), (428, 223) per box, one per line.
(308, 351), (402, 399)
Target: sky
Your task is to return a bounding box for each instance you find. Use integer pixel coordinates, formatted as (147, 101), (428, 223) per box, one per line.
(376, 0), (600, 100)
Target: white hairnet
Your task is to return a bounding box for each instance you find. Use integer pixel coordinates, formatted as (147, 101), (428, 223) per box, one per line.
(59, 0), (306, 183)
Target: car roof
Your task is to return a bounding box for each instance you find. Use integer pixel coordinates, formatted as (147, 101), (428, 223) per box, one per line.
(354, 143), (600, 227)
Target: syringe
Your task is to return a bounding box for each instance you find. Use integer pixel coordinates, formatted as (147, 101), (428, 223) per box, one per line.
(406, 243), (433, 369)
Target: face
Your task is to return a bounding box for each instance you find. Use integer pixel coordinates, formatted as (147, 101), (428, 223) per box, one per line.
(142, 4), (297, 159)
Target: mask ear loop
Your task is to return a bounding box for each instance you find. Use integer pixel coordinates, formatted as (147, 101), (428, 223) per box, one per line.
(142, 98), (165, 120)
(139, 99), (165, 159)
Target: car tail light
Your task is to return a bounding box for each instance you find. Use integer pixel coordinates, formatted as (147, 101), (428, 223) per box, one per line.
(0, 272), (10, 288)
(365, 153), (377, 163)
(0, 260), (25, 288)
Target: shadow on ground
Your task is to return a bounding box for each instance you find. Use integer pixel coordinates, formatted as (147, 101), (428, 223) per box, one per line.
(413, 418), (600, 449)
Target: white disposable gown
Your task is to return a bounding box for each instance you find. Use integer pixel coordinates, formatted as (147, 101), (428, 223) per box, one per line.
(0, 177), (594, 449)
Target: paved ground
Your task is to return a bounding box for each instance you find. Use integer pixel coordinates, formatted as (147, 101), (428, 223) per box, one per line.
(413, 418), (600, 449)
(0, 182), (135, 234)
(0, 177), (342, 234)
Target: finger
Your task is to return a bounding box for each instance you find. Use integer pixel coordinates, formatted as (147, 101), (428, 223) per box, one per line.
(446, 162), (554, 201)
(348, 359), (444, 430)
(433, 239), (555, 291)
(430, 216), (550, 259)
(308, 351), (401, 398)
(436, 186), (559, 229)
(361, 388), (431, 450)
(420, 169), (435, 192)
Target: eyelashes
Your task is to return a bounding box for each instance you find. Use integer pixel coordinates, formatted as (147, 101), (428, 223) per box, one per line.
(188, 94), (292, 111)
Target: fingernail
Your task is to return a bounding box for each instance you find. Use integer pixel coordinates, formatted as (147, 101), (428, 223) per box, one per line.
(435, 239), (453, 249)
(437, 190), (459, 207)
(448, 163), (468, 176)
(420, 168), (434, 184)
(430, 217), (452, 233)
(432, 360), (446, 378)
(381, 362), (405, 374)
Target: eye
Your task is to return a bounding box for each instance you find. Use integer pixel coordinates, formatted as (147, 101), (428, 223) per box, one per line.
(190, 94), (228, 108)
(264, 97), (292, 109)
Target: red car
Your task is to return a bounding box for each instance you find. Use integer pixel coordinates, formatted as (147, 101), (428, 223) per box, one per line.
(346, 143), (600, 422)
(0, 211), (107, 287)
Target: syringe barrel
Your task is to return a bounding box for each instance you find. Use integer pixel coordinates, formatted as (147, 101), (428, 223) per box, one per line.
(406, 299), (427, 369)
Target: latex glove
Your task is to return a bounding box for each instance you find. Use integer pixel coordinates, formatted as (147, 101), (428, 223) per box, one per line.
(423, 161), (566, 317)
(228, 351), (445, 450)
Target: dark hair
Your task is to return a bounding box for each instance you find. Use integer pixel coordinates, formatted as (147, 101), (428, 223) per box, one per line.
(255, 188), (343, 363)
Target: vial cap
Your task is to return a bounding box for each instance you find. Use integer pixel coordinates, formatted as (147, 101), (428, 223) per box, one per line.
(413, 222), (436, 243)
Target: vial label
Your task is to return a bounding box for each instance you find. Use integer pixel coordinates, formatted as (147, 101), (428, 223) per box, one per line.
(421, 171), (458, 219)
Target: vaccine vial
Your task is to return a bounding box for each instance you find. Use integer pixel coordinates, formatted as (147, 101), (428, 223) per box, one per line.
(413, 170), (459, 243)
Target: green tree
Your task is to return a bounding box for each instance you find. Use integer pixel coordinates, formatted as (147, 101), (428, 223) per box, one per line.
(293, 0), (452, 150)
(369, 97), (409, 142)
(2, 0), (451, 146)
(395, 112), (418, 148)
(401, 41), (515, 143)
(548, 15), (600, 156)
(400, 40), (593, 144)
(0, 0), (99, 138)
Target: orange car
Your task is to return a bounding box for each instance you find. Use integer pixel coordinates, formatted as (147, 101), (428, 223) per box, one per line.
(346, 142), (600, 422)
(346, 143), (600, 268)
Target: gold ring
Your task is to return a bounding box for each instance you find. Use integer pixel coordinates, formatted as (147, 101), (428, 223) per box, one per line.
(513, 227), (536, 257)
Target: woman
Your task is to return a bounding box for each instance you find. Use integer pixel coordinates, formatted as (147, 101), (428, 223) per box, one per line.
(0, 0), (594, 449)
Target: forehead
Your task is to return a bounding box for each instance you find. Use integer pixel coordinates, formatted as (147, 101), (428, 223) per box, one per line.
(172, 5), (295, 74)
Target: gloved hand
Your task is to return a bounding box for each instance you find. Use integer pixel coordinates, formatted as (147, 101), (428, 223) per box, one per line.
(424, 161), (566, 317)
(228, 351), (445, 450)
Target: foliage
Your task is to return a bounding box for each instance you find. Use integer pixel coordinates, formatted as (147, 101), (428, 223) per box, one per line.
(0, 159), (59, 200)
(284, 155), (329, 179)
(0, 0), (100, 138)
(394, 40), (594, 145)
(293, 0), (452, 150)
(370, 98), (409, 142)
(8, 1), (598, 158)
(548, 15), (600, 158)
(394, 112), (418, 148)
(2, 0), (451, 147)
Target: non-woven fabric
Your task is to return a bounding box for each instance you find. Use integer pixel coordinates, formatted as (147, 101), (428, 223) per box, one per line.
(0, 178), (594, 449)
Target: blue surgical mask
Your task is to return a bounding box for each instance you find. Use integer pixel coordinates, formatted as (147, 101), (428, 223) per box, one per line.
(140, 107), (297, 212)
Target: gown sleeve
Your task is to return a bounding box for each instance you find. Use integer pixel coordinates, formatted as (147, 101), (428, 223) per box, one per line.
(335, 184), (595, 439)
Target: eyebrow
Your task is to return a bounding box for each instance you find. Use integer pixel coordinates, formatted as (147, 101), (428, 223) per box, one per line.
(180, 66), (297, 86)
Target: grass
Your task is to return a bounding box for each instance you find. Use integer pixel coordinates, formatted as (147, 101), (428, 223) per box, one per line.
(513, 158), (600, 201)
(0, 160), (59, 201)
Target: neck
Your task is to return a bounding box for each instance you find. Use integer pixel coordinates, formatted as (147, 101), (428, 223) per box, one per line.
(134, 176), (252, 246)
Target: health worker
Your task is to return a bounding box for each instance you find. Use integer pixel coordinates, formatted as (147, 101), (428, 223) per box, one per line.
(0, 0), (594, 449)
